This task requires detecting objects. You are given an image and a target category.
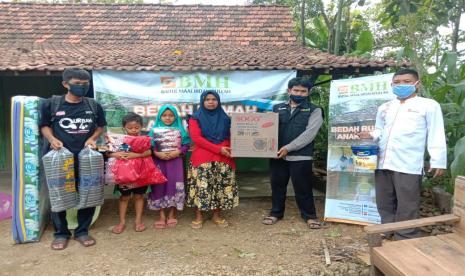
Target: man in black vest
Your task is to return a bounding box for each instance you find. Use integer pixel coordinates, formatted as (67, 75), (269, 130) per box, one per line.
(262, 77), (324, 229)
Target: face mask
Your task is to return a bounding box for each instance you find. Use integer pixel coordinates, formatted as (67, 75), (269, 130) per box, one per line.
(289, 94), (307, 104)
(392, 82), (418, 99)
(68, 83), (89, 97)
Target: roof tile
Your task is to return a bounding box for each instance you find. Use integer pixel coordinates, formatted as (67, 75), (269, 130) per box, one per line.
(0, 3), (405, 72)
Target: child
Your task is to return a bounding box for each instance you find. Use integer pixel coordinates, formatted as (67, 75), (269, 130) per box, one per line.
(148, 105), (191, 229)
(186, 91), (238, 229)
(109, 112), (152, 234)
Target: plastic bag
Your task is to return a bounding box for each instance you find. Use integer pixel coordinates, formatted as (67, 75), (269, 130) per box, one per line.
(0, 192), (12, 221)
(112, 158), (142, 184)
(124, 135), (151, 153)
(105, 132), (126, 152)
(135, 157), (167, 186)
(104, 157), (117, 185)
(77, 147), (104, 209)
(104, 132), (125, 185)
(151, 127), (181, 152)
(42, 147), (78, 212)
(112, 136), (167, 187)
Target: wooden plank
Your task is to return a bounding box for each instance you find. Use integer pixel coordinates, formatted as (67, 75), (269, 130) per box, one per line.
(371, 250), (403, 276)
(453, 177), (465, 232)
(372, 240), (450, 276)
(369, 264), (384, 276)
(407, 236), (465, 274)
(437, 233), (465, 251)
(321, 239), (331, 265)
(364, 214), (459, 234)
(324, 217), (372, 226)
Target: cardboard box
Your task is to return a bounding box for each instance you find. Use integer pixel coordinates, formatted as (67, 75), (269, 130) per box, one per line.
(231, 112), (279, 158)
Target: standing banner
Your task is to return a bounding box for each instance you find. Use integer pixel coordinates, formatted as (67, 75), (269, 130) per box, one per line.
(93, 70), (296, 132)
(324, 73), (395, 225)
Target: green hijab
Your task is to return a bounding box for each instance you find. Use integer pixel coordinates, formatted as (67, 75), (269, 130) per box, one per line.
(150, 105), (191, 145)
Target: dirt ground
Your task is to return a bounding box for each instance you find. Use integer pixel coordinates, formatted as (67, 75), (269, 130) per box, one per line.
(0, 196), (371, 276)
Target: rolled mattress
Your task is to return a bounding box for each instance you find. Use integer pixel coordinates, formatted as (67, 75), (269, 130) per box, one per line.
(11, 96), (50, 243)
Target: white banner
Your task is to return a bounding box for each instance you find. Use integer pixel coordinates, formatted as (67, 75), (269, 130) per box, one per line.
(93, 70), (296, 103)
(329, 74), (394, 105)
(325, 73), (395, 225)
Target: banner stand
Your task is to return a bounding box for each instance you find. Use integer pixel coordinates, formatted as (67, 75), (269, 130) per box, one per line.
(324, 74), (395, 225)
(324, 218), (373, 226)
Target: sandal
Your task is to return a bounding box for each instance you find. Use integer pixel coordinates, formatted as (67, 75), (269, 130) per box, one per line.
(111, 224), (126, 234)
(51, 237), (69, 250)
(134, 223), (147, 232)
(190, 220), (203, 229)
(74, 235), (96, 247)
(166, 218), (178, 228)
(262, 216), (280, 225)
(307, 219), (322, 229)
(212, 218), (229, 228)
(153, 220), (166, 229)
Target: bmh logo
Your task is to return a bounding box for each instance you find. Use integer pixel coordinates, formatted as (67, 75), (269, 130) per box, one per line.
(160, 74), (229, 89)
(338, 85), (349, 93)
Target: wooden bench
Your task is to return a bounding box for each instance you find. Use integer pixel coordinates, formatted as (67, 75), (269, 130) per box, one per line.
(364, 176), (465, 276)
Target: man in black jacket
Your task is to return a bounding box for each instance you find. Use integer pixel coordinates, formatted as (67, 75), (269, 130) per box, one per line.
(262, 77), (324, 229)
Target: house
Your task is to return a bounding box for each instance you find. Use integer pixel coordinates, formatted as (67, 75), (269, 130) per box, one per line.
(0, 3), (403, 170)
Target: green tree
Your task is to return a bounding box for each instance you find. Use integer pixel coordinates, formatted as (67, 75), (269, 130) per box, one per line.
(375, 0), (464, 64)
(421, 52), (465, 193)
(253, 0), (372, 56)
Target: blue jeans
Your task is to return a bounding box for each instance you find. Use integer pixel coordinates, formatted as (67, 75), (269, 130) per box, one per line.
(51, 207), (96, 239)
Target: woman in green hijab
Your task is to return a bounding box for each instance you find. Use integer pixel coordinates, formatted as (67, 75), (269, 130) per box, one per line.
(148, 105), (191, 229)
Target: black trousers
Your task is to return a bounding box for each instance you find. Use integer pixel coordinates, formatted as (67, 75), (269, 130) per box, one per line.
(269, 159), (317, 220)
(51, 153), (95, 239)
(375, 169), (422, 240)
(51, 207), (96, 239)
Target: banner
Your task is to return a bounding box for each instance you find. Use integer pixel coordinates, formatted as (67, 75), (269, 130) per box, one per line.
(93, 70), (296, 132)
(324, 73), (395, 225)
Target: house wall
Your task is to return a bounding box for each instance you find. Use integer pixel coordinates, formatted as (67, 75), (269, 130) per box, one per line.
(0, 75), (64, 170)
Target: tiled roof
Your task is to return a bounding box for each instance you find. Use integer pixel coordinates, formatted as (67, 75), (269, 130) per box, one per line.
(0, 3), (296, 46)
(0, 3), (405, 72)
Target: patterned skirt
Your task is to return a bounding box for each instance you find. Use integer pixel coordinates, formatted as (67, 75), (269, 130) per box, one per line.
(186, 161), (239, 211)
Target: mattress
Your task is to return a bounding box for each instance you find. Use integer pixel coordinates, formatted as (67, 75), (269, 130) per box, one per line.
(11, 96), (50, 243)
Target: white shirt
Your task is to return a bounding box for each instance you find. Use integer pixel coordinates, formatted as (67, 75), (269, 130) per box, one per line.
(371, 96), (447, 175)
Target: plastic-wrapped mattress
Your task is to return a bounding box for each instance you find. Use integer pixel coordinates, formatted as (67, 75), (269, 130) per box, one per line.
(11, 96), (50, 243)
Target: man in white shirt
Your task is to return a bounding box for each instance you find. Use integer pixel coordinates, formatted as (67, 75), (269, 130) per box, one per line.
(360, 68), (447, 240)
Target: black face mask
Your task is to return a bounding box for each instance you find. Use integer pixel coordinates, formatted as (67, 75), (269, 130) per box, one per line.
(68, 83), (90, 97)
(289, 94), (307, 104)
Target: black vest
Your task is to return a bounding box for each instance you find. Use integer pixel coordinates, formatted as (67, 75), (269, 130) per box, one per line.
(273, 101), (322, 157)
